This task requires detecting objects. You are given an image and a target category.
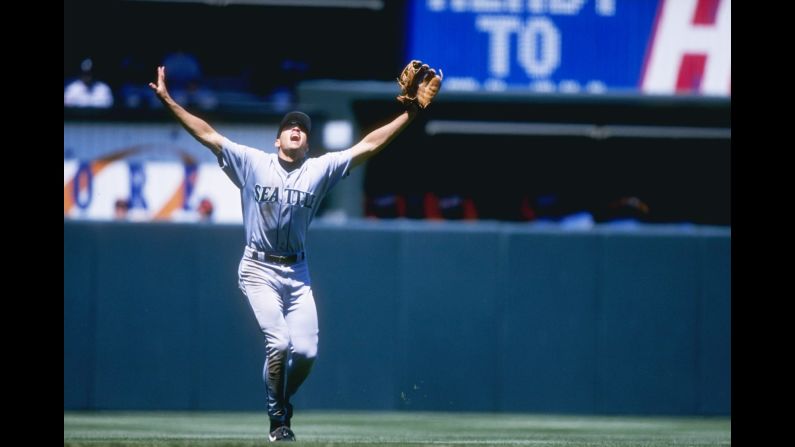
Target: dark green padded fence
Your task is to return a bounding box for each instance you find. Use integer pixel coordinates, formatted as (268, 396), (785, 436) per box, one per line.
(64, 220), (730, 415)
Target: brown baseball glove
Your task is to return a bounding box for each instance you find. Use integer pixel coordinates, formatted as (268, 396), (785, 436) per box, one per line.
(396, 60), (443, 109)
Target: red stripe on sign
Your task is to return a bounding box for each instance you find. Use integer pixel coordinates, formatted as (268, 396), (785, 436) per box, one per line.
(676, 54), (707, 93)
(693, 0), (720, 25)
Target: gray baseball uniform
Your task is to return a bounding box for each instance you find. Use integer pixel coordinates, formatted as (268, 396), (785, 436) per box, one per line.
(218, 136), (352, 426)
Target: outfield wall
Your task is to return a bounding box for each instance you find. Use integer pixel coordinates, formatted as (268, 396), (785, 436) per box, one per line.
(64, 220), (730, 415)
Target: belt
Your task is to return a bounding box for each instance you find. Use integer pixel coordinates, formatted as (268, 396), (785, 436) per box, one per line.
(247, 246), (305, 265)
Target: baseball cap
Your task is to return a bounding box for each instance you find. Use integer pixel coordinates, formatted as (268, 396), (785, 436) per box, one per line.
(278, 111), (311, 135)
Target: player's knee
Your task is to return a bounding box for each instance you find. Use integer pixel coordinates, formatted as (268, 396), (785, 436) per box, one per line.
(291, 336), (318, 359)
(266, 334), (290, 354)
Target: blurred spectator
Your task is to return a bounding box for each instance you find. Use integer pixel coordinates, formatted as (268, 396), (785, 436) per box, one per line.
(365, 192), (477, 220)
(118, 55), (149, 108)
(532, 193), (588, 222)
(178, 78), (219, 110)
(151, 51), (217, 110)
(593, 196), (650, 226)
(64, 58), (114, 108)
(528, 193), (594, 229)
(114, 198), (129, 220)
(271, 59), (309, 112)
(519, 195), (537, 221)
(436, 193), (478, 220)
(250, 58), (309, 111)
(405, 194), (427, 219)
(162, 51), (201, 87)
(365, 193), (405, 219)
(197, 197), (214, 222)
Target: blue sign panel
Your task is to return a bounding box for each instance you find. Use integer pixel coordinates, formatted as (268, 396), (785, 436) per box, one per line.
(407, 0), (731, 96)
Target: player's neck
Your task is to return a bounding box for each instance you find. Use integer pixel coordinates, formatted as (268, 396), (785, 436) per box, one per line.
(278, 155), (305, 173)
(278, 149), (306, 164)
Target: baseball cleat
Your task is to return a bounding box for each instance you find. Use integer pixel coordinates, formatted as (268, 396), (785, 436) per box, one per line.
(268, 425), (296, 442)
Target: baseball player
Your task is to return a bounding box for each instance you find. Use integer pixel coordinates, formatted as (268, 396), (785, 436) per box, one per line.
(149, 61), (441, 442)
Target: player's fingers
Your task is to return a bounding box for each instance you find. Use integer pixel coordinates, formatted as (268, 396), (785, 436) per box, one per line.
(419, 64), (429, 78)
(148, 82), (156, 90)
(420, 68), (436, 86)
(416, 64), (429, 80)
(437, 68), (443, 81)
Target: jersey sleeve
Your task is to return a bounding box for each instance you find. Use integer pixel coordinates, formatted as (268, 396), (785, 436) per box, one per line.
(217, 137), (256, 188)
(320, 149), (354, 190)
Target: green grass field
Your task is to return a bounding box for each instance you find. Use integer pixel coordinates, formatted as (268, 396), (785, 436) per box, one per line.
(64, 411), (730, 446)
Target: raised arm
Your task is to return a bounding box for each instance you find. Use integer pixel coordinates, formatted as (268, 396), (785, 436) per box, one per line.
(348, 60), (443, 169)
(148, 66), (224, 155)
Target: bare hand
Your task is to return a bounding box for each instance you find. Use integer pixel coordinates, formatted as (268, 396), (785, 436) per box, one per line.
(148, 66), (169, 99)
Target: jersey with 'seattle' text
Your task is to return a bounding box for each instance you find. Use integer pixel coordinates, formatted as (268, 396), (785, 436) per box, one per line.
(217, 137), (352, 254)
